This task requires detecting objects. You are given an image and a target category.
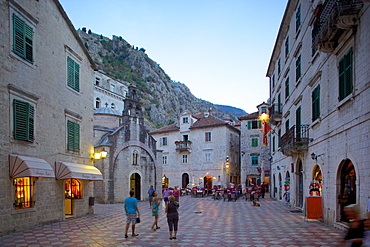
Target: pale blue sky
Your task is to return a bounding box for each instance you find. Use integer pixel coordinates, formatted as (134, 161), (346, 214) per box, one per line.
(59, 0), (287, 113)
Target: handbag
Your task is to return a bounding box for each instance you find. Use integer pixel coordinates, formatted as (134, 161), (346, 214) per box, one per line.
(152, 208), (157, 213)
(136, 217), (140, 223)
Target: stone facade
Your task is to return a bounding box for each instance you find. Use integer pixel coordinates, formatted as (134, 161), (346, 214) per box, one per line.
(0, 0), (97, 236)
(150, 111), (240, 189)
(266, 0), (370, 227)
(238, 102), (271, 191)
(93, 85), (160, 203)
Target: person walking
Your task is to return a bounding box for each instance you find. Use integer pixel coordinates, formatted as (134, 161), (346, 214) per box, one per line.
(151, 191), (161, 231)
(260, 182), (267, 199)
(165, 195), (179, 240)
(124, 190), (140, 238)
(343, 204), (365, 247)
(148, 185), (155, 208)
(173, 186), (180, 202)
(163, 188), (172, 206)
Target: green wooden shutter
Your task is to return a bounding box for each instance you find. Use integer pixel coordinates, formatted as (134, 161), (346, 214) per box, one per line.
(339, 48), (353, 101)
(247, 121), (251, 129)
(12, 14), (33, 63)
(252, 138), (258, 147)
(67, 56), (80, 92)
(13, 99), (34, 142)
(312, 85), (320, 121)
(258, 120), (262, 129)
(67, 120), (80, 151)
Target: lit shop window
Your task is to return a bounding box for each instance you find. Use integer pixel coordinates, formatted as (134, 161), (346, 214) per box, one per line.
(14, 177), (34, 209)
(64, 179), (82, 199)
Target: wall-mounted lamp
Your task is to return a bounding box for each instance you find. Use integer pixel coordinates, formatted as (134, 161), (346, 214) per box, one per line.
(311, 152), (324, 160)
(93, 148), (108, 160)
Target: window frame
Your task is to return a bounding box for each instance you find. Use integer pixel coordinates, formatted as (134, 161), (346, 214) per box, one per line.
(12, 13), (34, 64)
(247, 120), (262, 129)
(251, 138), (259, 147)
(296, 54), (301, 82)
(285, 77), (290, 99)
(162, 155), (168, 165)
(296, 4), (301, 32)
(13, 177), (35, 209)
(338, 48), (353, 101)
(251, 156), (259, 166)
(205, 132), (212, 142)
(182, 154), (188, 164)
(13, 99), (35, 142)
(67, 56), (80, 92)
(67, 120), (80, 152)
(312, 85), (321, 121)
(182, 117), (189, 124)
(161, 137), (168, 146)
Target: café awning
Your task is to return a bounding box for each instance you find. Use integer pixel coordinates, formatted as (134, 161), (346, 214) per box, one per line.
(55, 161), (103, 181)
(9, 155), (55, 179)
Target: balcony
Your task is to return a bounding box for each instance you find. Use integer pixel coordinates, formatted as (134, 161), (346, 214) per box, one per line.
(175, 141), (192, 152)
(312, 0), (363, 53)
(281, 125), (310, 156)
(269, 103), (283, 125)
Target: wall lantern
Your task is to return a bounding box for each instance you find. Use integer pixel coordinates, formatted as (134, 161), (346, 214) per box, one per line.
(311, 152), (324, 161)
(93, 148), (108, 160)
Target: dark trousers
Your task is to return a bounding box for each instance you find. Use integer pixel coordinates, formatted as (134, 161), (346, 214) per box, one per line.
(167, 215), (179, 231)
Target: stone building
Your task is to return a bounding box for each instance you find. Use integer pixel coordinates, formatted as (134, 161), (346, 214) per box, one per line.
(93, 84), (161, 203)
(93, 70), (129, 114)
(266, 0), (370, 227)
(0, 0), (101, 236)
(238, 102), (271, 191)
(150, 111), (240, 189)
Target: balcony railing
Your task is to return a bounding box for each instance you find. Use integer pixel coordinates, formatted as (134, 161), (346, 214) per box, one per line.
(175, 141), (192, 151)
(281, 125), (310, 156)
(269, 103), (283, 125)
(312, 0), (363, 53)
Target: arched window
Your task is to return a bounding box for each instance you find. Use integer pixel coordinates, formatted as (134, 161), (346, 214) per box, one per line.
(95, 98), (101, 108)
(132, 150), (138, 165)
(111, 103), (115, 109)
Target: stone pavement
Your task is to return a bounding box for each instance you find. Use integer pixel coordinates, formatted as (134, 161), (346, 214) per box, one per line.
(0, 195), (347, 247)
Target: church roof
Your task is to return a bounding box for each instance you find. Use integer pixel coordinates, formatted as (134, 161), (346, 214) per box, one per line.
(94, 107), (121, 116)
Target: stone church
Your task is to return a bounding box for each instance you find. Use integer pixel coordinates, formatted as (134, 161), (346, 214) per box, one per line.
(93, 82), (162, 203)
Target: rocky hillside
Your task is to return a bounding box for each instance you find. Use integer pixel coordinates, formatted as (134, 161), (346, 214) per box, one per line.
(78, 28), (241, 130)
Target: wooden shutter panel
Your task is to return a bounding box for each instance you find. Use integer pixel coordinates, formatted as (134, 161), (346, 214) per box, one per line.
(13, 14), (25, 58)
(67, 120), (80, 151)
(24, 23), (33, 63)
(13, 99), (34, 142)
(74, 62), (80, 92)
(258, 120), (262, 129)
(247, 121), (251, 129)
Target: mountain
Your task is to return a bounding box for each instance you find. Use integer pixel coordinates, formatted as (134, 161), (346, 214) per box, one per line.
(214, 105), (247, 117)
(78, 29), (240, 130)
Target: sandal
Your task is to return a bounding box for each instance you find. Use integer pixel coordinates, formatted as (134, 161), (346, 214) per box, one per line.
(132, 234), (139, 237)
(173, 237), (176, 239)
(125, 235), (128, 238)
(156, 227), (161, 229)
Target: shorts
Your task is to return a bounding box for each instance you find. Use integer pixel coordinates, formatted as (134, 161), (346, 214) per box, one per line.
(126, 214), (137, 224)
(164, 197), (169, 202)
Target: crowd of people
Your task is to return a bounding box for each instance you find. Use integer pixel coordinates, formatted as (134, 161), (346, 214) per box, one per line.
(124, 186), (370, 245)
(124, 186), (180, 240)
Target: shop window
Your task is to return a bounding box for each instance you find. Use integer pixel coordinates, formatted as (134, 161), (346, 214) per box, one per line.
(13, 99), (34, 142)
(14, 177), (34, 209)
(64, 179), (82, 199)
(12, 14), (33, 63)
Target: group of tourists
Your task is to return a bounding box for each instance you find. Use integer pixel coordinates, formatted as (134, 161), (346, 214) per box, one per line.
(123, 186), (180, 240)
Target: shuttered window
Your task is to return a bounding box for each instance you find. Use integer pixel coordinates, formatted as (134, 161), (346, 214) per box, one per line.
(12, 14), (33, 63)
(247, 120), (262, 129)
(67, 120), (80, 152)
(296, 5), (301, 32)
(285, 77), (290, 99)
(67, 56), (80, 92)
(339, 48), (353, 101)
(13, 99), (34, 142)
(252, 156), (259, 166)
(251, 138), (258, 147)
(312, 85), (320, 121)
(296, 55), (301, 82)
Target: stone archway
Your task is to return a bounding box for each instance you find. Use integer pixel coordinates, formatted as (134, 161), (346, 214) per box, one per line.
(182, 173), (189, 189)
(338, 159), (356, 222)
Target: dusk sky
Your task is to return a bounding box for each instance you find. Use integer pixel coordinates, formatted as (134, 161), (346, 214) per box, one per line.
(59, 0), (287, 113)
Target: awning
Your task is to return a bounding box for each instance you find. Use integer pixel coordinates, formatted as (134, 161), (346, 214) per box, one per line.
(9, 155), (55, 179)
(55, 161), (103, 181)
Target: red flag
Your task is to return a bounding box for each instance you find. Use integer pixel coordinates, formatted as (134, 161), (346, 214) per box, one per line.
(263, 122), (272, 145)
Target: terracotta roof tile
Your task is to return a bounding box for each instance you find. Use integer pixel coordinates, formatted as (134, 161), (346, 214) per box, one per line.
(238, 112), (259, 120)
(149, 123), (179, 134)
